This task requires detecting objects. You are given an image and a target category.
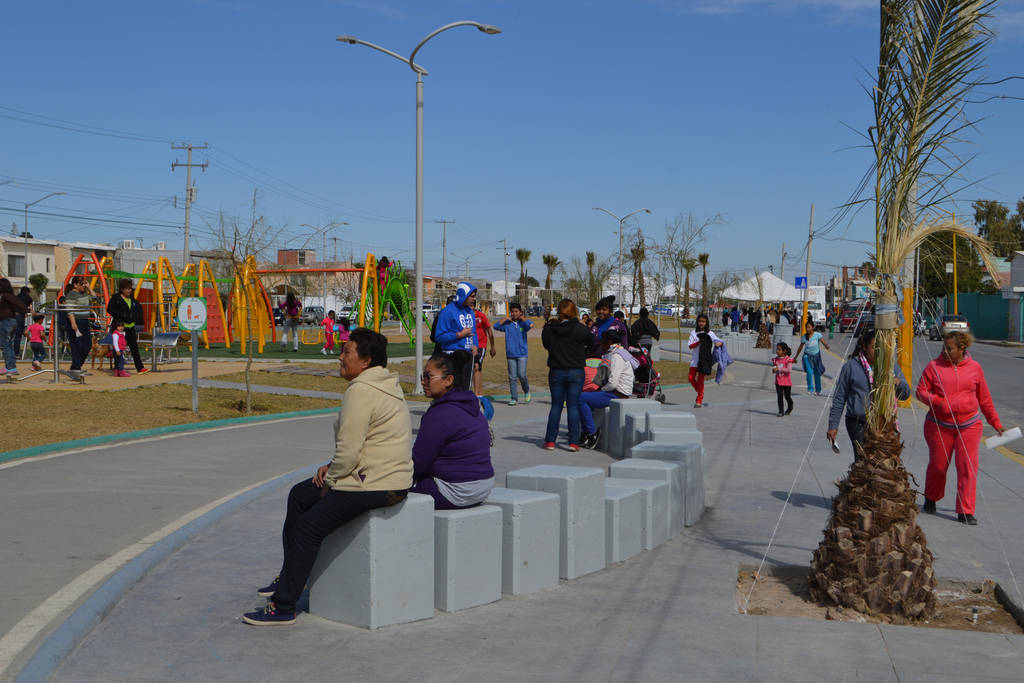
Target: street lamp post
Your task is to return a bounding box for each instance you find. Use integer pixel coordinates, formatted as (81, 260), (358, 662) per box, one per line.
(592, 207), (651, 309)
(24, 192), (66, 287)
(337, 21), (501, 392)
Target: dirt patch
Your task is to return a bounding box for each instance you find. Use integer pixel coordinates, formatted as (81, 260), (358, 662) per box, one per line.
(736, 566), (1023, 634)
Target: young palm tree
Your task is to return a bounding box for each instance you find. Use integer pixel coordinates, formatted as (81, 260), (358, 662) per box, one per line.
(697, 252), (710, 313)
(680, 256), (698, 318)
(515, 248), (531, 301)
(542, 253), (560, 307)
(630, 233), (647, 308)
(809, 0), (1000, 620)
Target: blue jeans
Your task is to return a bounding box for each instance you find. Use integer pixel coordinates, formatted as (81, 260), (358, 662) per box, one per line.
(545, 367), (584, 444)
(579, 391), (615, 434)
(0, 318), (16, 371)
(506, 356), (529, 400)
(802, 353), (822, 393)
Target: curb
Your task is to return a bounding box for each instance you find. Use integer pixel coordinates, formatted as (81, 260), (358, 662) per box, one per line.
(0, 408), (337, 465)
(12, 466), (312, 683)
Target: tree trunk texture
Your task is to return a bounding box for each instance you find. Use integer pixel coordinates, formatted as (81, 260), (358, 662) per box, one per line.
(755, 323), (772, 348)
(809, 421), (937, 620)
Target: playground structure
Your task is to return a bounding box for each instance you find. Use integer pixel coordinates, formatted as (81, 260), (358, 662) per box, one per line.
(45, 251), (422, 356)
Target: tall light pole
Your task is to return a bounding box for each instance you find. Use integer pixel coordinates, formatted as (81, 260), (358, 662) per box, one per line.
(24, 192), (66, 287)
(337, 21), (501, 393)
(592, 207), (650, 308)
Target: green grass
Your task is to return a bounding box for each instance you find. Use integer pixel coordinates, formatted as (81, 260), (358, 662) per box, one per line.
(196, 340), (433, 360)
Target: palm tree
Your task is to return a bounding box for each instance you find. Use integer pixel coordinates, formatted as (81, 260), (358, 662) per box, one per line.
(629, 232), (647, 309)
(808, 0), (999, 621)
(697, 252), (710, 313)
(542, 254), (560, 307)
(680, 255), (698, 318)
(515, 248), (531, 302)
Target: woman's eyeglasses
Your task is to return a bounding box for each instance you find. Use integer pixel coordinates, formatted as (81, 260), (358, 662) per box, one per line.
(421, 372), (448, 382)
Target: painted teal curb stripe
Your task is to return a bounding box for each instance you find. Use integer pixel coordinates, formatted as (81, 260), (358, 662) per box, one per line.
(0, 408), (337, 464)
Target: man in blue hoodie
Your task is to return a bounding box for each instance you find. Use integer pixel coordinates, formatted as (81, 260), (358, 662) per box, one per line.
(493, 302), (532, 405)
(434, 281), (477, 354)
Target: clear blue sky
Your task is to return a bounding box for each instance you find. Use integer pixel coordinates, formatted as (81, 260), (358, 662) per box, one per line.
(3, 0), (1023, 288)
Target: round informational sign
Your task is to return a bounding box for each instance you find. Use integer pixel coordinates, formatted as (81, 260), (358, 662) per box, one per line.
(178, 297), (208, 332)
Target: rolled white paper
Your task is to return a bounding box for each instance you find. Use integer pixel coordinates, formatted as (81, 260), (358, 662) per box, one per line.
(985, 426), (1022, 450)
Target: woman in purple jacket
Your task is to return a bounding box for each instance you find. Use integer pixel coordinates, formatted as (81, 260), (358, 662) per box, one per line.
(411, 350), (494, 509)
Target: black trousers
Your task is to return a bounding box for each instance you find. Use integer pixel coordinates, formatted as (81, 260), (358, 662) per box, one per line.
(271, 479), (407, 612)
(775, 384), (793, 414)
(66, 320), (92, 371)
(845, 415), (867, 458)
(123, 325), (144, 371)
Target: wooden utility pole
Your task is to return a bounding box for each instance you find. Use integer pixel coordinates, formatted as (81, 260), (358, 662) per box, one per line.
(800, 204), (814, 332)
(171, 143), (208, 263)
(435, 218), (455, 299)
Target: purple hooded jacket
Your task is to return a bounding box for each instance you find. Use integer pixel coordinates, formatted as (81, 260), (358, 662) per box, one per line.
(413, 390), (493, 483)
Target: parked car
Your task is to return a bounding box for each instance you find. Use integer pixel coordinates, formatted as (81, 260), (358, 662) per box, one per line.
(302, 306), (325, 325)
(526, 305), (544, 317)
(929, 314), (968, 340)
(839, 299), (870, 332)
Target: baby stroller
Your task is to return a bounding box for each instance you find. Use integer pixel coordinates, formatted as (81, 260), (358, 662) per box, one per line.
(629, 346), (665, 403)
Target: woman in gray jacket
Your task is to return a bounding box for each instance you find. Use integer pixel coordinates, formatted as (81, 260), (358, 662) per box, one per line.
(826, 329), (910, 457)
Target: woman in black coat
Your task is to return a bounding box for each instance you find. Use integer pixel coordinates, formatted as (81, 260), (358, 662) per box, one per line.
(106, 278), (148, 374)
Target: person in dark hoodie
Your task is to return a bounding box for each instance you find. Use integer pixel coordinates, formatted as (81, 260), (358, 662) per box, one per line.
(541, 298), (590, 451)
(629, 307), (661, 353)
(587, 295), (629, 357)
(433, 282), (477, 354)
(411, 350), (494, 509)
(106, 278), (148, 374)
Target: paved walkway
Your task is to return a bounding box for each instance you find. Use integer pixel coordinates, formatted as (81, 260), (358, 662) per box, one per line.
(4, 356), (1023, 681)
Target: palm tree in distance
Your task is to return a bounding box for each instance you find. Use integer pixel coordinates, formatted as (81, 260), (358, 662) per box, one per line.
(542, 254), (561, 308)
(697, 252), (710, 314)
(515, 248), (531, 303)
(680, 255), (698, 318)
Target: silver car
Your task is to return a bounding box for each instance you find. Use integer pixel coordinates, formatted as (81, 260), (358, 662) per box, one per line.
(938, 314), (969, 337)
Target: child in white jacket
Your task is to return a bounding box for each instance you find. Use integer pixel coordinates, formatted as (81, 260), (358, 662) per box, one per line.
(578, 329), (636, 449)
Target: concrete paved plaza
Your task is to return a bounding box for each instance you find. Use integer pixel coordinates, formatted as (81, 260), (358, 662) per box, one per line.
(3, 339), (1022, 682)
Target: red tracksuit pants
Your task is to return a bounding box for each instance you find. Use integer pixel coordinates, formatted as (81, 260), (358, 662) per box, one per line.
(923, 419), (982, 515)
(688, 367), (705, 404)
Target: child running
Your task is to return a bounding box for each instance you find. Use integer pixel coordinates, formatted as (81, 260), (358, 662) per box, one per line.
(25, 313), (47, 370)
(111, 319), (130, 377)
(321, 310), (336, 355)
(772, 342), (795, 417)
(336, 316), (351, 343)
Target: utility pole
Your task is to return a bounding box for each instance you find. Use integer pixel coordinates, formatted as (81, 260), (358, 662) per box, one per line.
(171, 143), (209, 264)
(435, 218), (454, 300)
(801, 204), (814, 332)
(780, 242), (786, 279)
(496, 239), (510, 309)
(331, 237), (340, 263)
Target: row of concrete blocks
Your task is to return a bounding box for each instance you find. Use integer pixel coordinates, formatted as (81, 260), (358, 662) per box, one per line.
(308, 442), (704, 630)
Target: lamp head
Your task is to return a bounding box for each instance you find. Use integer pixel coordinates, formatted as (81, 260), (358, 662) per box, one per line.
(336, 35), (358, 44)
(477, 24), (501, 35)
(644, 209), (651, 214)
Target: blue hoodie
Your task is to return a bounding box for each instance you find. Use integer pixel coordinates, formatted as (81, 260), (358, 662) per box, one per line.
(434, 281), (477, 352)
(492, 317), (533, 358)
(413, 390), (493, 483)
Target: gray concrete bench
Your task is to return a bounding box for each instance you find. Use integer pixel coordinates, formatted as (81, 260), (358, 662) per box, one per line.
(604, 477), (668, 551)
(604, 485), (643, 563)
(610, 459), (684, 537)
(629, 441), (706, 526)
(607, 398), (662, 459)
(434, 505), (503, 612)
(506, 465), (605, 580)
(485, 488), (560, 595)
(309, 492), (434, 629)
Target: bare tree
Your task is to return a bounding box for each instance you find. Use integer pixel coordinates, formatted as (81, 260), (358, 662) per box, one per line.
(561, 250), (614, 309)
(657, 211), (724, 320)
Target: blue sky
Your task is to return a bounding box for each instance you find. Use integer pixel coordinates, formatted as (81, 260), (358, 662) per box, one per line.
(2, 0), (1022, 288)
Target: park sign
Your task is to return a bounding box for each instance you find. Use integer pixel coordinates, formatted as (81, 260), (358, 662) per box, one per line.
(178, 297), (208, 332)
(794, 276), (808, 290)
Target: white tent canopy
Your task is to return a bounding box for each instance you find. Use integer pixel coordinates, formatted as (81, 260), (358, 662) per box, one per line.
(721, 271), (803, 302)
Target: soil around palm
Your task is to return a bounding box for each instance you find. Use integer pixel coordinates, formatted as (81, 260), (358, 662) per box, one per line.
(737, 567), (1023, 634)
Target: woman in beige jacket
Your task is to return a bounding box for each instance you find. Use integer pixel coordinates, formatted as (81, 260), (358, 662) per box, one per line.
(244, 327), (412, 625)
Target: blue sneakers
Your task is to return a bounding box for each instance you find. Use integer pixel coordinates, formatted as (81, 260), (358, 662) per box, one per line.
(257, 576), (279, 598)
(242, 602), (295, 626)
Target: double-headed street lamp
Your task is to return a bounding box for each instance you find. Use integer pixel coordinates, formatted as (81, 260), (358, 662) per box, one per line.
(24, 192), (66, 287)
(592, 206), (651, 309)
(337, 21), (501, 392)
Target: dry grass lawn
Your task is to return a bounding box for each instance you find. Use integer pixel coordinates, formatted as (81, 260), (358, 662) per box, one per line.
(1, 386), (336, 454)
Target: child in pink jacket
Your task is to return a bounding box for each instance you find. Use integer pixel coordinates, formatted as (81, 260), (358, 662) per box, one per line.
(111, 319), (130, 377)
(916, 332), (1004, 525)
(321, 311), (336, 355)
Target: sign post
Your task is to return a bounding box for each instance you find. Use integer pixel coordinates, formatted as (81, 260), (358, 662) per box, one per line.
(178, 297), (208, 414)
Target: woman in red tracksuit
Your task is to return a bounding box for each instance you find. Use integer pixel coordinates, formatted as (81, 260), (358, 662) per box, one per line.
(916, 331), (1004, 526)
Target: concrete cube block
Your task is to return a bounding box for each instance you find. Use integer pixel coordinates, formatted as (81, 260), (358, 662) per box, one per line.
(505, 465), (606, 580)
(309, 492), (434, 629)
(647, 411), (697, 432)
(485, 488), (561, 595)
(610, 460), (684, 538)
(434, 505), (502, 612)
(604, 477), (669, 550)
(605, 485), (643, 564)
(608, 399), (662, 459)
(592, 406), (609, 450)
(648, 426), (703, 447)
(624, 412), (648, 453)
(628, 442), (705, 526)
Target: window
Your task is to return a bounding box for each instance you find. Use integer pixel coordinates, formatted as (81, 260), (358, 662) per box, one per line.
(298, 251), (306, 265)
(46, 257), (51, 272)
(7, 255), (25, 278)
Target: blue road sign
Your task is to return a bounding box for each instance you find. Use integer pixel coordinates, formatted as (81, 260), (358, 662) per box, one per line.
(794, 276), (808, 290)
